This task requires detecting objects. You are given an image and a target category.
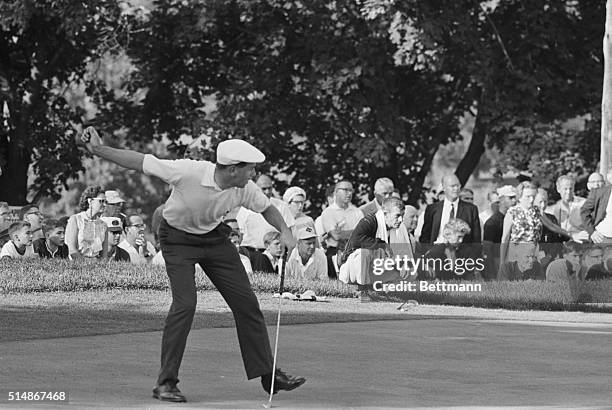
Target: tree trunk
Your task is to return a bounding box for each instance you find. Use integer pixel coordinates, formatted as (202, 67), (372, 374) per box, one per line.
(455, 107), (487, 187)
(601, 0), (612, 176)
(0, 133), (30, 205)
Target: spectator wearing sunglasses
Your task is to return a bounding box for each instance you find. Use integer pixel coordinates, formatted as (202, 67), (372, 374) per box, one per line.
(65, 185), (108, 260)
(118, 214), (157, 264)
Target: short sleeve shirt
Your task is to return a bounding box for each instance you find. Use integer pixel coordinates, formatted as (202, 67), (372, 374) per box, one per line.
(142, 155), (270, 234)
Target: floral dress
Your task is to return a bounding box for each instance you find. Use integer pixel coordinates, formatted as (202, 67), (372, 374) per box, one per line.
(507, 205), (542, 244)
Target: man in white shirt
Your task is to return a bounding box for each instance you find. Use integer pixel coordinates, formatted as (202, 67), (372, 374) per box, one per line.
(286, 227), (327, 280)
(359, 177), (394, 216)
(79, 127), (304, 403)
(237, 174), (295, 251)
(546, 175), (589, 242)
(118, 214), (157, 264)
(317, 180), (364, 278)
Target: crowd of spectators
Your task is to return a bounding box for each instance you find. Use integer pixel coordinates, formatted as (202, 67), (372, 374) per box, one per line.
(2, 171), (612, 299)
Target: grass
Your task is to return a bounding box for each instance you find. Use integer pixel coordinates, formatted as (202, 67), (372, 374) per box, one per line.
(0, 259), (611, 312)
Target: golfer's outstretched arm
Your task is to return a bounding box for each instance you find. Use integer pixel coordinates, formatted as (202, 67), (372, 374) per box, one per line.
(262, 205), (296, 252)
(81, 126), (144, 172)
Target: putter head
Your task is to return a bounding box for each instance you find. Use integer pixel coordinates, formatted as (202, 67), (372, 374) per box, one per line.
(263, 402), (272, 408)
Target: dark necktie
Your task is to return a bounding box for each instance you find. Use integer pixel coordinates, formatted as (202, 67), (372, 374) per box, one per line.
(450, 204), (455, 219)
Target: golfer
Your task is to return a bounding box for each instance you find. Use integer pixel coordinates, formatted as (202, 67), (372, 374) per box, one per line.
(80, 127), (306, 403)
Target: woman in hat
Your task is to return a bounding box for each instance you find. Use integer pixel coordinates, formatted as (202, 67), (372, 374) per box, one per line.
(283, 186), (315, 231)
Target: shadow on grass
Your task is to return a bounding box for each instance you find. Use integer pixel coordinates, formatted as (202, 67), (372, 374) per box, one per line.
(0, 304), (464, 343)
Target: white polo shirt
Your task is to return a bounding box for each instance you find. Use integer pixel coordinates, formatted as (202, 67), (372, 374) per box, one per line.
(142, 155), (270, 234)
(286, 247), (328, 280)
(237, 198), (295, 249)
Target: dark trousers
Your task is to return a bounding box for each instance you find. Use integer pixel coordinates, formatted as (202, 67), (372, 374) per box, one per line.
(157, 219), (273, 387)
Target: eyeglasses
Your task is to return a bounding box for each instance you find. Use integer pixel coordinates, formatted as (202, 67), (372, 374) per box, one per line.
(129, 223), (146, 229)
(290, 200), (305, 205)
(92, 198), (107, 205)
(337, 188), (354, 193)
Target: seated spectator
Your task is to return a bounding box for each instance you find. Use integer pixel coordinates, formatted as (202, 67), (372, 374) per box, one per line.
(545, 241), (582, 282)
(229, 229), (253, 274)
(20, 204), (45, 241)
(252, 231), (283, 274)
(0, 221), (35, 259)
(579, 246), (608, 280)
(33, 219), (68, 259)
(421, 218), (478, 280)
(286, 226), (327, 280)
(498, 243), (544, 280)
(118, 214), (157, 264)
(224, 218), (251, 259)
(103, 190), (126, 218)
(283, 186), (315, 231)
(101, 217), (130, 262)
(65, 186), (108, 260)
(0, 201), (11, 247)
(402, 205), (419, 259)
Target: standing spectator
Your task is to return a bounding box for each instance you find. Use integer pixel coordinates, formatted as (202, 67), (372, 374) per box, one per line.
(419, 175), (481, 262)
(535, 188), (571, 266)
(546, 175), (589, 242)
(286, 226), (327, 280)
(482, 186), (516, 279)
(283, 186), (315, 230)
(479, 191), (500, 232)
(101, 217), (130, 262)
(359, 177), (394, 216)
(103, 190), (127, 218)
(500, 182), (542, 266)
(586, 172), (605, 192)
(33, 219), (68, 259)
(118, 214), (157, 264)
(458, 188), (474, 203)
(251, 231), (283, 274)
(314, 185), (336, 244)
(20, 204), (45, 241)
(0, 221), (35, 259)
(580, 181), (612, 244)
(318, 180), (364, 278)
(237, 175), (295, 252)
(65, 186), (108, 260)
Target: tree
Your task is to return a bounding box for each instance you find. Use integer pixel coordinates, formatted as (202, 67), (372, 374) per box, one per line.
(0, 1), (123, 204)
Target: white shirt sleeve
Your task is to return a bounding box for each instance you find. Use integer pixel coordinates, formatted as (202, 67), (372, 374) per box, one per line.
(142, 154), (190, 186)
(0, 241), (14, 259)
(242, 181), (271, 213)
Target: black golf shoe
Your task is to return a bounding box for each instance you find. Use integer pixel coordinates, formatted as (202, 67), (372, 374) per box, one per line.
(261, 368), (306, 394)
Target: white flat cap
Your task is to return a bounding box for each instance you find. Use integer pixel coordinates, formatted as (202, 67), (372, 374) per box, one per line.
(217, 139), (265, 165)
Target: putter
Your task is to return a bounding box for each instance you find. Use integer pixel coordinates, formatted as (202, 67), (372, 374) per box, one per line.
(263, 247), (289, 409)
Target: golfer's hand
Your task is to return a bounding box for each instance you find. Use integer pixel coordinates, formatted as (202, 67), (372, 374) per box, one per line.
(79, 126), (103, 153)
(591, 231), (605, 244)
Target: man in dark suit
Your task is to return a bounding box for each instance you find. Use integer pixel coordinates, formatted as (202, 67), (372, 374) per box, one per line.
(580, 184), (612, 243)
(419, 174), (481, 247)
